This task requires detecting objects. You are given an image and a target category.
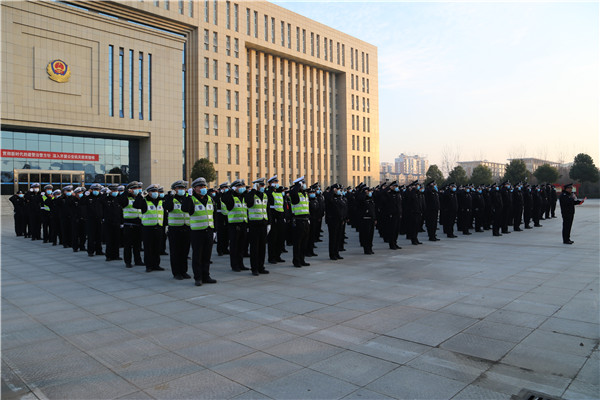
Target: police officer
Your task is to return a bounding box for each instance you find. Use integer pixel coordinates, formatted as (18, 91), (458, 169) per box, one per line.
(9, 190), (27, 237)
(246, 178), (270, 276)
(306, 184), (320, 257)
(383, 181), (403, 248)
(183, 177), (217, 285)
(523, 184), (533, 229)
(58, 186), (73, 248)
(101, 184), (123, 261)
(134, 184), (165, 272)
(472, 186), (485, 233)
(512, 182), (524, 231)
(85, 183), (104, 257)
(215, 181), (230, 256)
(424, 180), (440, 241)
(289, 176), (310, 268)
(490, 183), (503, 236)
(325, 184), (345, 260)
(39, 184), (54, 243)
(119, 181), (144, 268)
(158, 186), (168, 256)
(48, 189), (62, 246)
(559, 183), (584, 244)
(406, 181), (424, 244)
(266, 175), (286, 264)
(532, 185), (543, 227)
(163, 180), (191, 280)
(549, 184), (558, 218)
(26, 183), (43, 240)
(221, 180), (249, 272)
(356, 186), (376, 254)
(70, 187), (87, 252)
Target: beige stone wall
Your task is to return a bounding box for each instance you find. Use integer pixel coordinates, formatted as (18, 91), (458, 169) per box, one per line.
(2, 0), (379, 188)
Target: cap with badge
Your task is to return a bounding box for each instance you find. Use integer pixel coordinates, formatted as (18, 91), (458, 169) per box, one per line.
(267, 175), (278, 183)
(31, 183), (40, 188)
(62, 185), (73, 191)
(44, 184), (53, 190)
(231, 179), (245, 187)
(191, 177), (207, 188)
(127, 181), (142, 190)
(219, 181), (230, 188)
(117, 185), (125, 191)
(52, 189), (61, 196)
(293, 176), (305, 185)
(563, 183), (573, 189)
(252, 177), (266, 185)
(171, 180), (188, 189)
(146, 184), (159, 192)
(108, 184), (119, 191)
(90, 183), (102, 190)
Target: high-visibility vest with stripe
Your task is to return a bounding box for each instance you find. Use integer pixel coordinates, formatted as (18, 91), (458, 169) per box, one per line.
(248, 194), (268, 221)
(190, 196), (214, 230)
(227, 196), (248, 223)
(123, 197), (141, 220)
(271, 192), (284, 212)
(141, 200), (164, 227)
(41, 194), (50, 211)
(168, 197), (190, 227)
(220, 199), (229, 216)
(292, 193), (310, 216)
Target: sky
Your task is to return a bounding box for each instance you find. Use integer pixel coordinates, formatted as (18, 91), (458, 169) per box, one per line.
(272, 0), (599, 174)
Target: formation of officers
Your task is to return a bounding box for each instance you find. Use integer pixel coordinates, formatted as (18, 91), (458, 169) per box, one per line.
(9, 176), (570, 287)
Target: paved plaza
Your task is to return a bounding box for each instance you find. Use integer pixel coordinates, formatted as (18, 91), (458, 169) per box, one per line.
(1, 202), (599, 400)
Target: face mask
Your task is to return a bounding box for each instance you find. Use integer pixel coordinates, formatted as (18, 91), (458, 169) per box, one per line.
(394, 187), (400, 192)
(210, 192), (216, 197)
(92, 190), (99, 196)
(302, 183), (307, 190)
(46, 190), (52, 195)
(271, 183), (279, 188)
(133, 189), (141, 196)
(150, 192), (159, 199)
(33, 188), (39, 192)
(177, 189), (186, 196)
(317, 190), (321, 194)
(199, 188), (208, 196)
(495, 187), (500, 191)
(159, 193), (165, 198)
(78, 193), (84, 198)
(18, 194), (24, 198)
(478, 190), (482, 193)
(238, 187), (246, 194)
(224, 188), (229, 192)
(420, 189), (425, 193)
(367, 192), (373, 197)
(434, 185), (438, 191)
(466, 189), (470, 193)
(416, 186), (421, 190)
(510, 189), (513, 192)
(119, 191), (124, 195)
(517, 187), (521, 190)
(309, 193), (316, 198)
(111, 192), (118, 197)
(452, 188), (456, 192)
(65, 191), (72, 196)
(259, 187), (265, 193)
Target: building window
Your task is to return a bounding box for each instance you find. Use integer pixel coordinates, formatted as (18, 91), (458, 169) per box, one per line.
(367, 79), (370, 93)
(148, 53), (152, 120)
(234, 38), (239, 58)
(302, 29), (306, 53)
(226, 35), (231, 56)
(342, 44), (345, 66)
(235, 118), (239, 138)
(296, 27), (300, 51)
(234, 3), (238, 32)
(351, 74), (354, 90)
(164, 0), (169, 10)
(362, 77), (365, 92)
(213, 87), (218, 107)
(271, 17), (276, 43)
(213, 59), (218, 80)
(352, 135), (355, 150)
(226, 1), (230, 29)
(234, 91), (239, 111)
(281, 21), (285, 46)
(330, 39), (333, 63)
(264, 15), (268, 41)
(204, 0), (209, 23)
(203, 30), (209, 50)
(213, 32), (218, 52)
(213, 115), (218, 136)
(129, 49), (134, 119)
(213, 0), (217, 24)
(350, 47), (353, 69)
(138, 52), (143, 119)
(204, 57), (209, 78)
(287, 23), (291, 48)
(336, 42), (340, 65)
(204, 113), (210, 135)
(188, 0), (193, 17)
(226, 62), (231, 82)
(310, 32), (314, 56)
(227, 144), (231, 164)
(214, 143), (218, 163)
(108, 45), (114, 117)
(227, 116), (231, 137)
(254, 11), (258, 38)
(316, 34), (320, 57)
(323, 37), (327, 60)
(234, 65), (239, 84)
(204, 85), (209, 106)
(362, 51), (365, 73)
(118, 47), (124, 118)
(226, 89), (231, 109)
(246, 8), (250, 35)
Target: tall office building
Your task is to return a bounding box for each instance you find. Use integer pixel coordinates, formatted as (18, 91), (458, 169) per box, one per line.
(1, 0), (379, 194)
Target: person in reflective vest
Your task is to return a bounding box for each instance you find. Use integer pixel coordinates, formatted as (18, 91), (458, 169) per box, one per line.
(215, 181), (231, 256)
(163, 180), (191, 280)
(158, 186), (168, 256)
(182, 177), (217, 286)
(290, 176), (310, 268)
(245, 177), (270, 276)
(133, 184), (165, 273)
(41, 184), (53, 242)
(266, 175), (286, 264)
(118, 181), (144, 268)
(220, 179), (249, 272)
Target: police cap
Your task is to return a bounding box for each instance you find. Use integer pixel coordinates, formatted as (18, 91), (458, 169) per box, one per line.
(146, 184), (159, 192)
(171, 180), (188, 189)
(191, 177), (207, 188)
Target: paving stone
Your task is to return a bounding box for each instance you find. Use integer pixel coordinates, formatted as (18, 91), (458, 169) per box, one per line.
(366, 366), (467, 399)
(476, 363), (572, 397)
(385, 321), (464, 347)
(452, 384), (511, 400)
(519, 330), (597, 358)
(484, 309), (549, 329)
(440, 333), (516, 361)
(502, 344), (587, 379)
(264, 337), (345, 367)
(195, 315), (261, 336)
(87, 338), (168, 369)
(271, 298), (327, 314)
(309, 350), (398, 386)
(254, 368), (359, 399)
(407, 347), (492, 384)
(563, 379), (600, 400)
(307, 325), (377, 347)
(349, 335), (430, 365)
(305, 305), (365, 324)
(342, 388), (395, 399)
(268, 315), (336, 335)
(38, 370), (138, 400)
(174, 338), (256, 368)
(143, 369), (248, 399)
(463, 320), (533, 343)
(146, 325), (215, 350)
(64, 327), (138, 351)
(115, 352), (204, 389)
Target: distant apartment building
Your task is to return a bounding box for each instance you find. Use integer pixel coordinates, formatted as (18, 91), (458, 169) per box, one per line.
(394, 153), (429, 176)
(507, 158), (560, 173)
(458, 160), (506, 179)
(380, 162), (394, 174)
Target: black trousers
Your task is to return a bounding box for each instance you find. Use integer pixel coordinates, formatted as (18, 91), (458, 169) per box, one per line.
(532, 206), (541, 226)
(524, 207), (532, 227)
(142, 225), (162, 269)
(306, 218), (319, 254)
(14, 211), (26, 236)
(425, 212), (438, 239)
(191, 228), (214, 281)
(228, 223), (247, 270)
(41, 211), (51, 241)
(87, 219), (103, 255)
(493, 210), (503, 235)
(502, 208), (511, 233)
(168, 226), (190, 277)
(249, 222), (267, 272)
(327, 220), (342, 258)
(551, 200), (557, 217)
(386, 215), (401, 246)
(443, 213), (456, 236)
(407, 213), (421, 241)
(61, 216), (72, 247)
(268, 215), (285, 261)
(359, 218), (375, 251)
(71, 218), (86, 251)
(123, 224), (143, 265)
(562, 214), (574, 243)
(105, 223), (121, 259)
(216, 213), (229, 255)
(292, 218), (309, 266)
(50, 216), (61, 245)
(513, 207), (523, 230)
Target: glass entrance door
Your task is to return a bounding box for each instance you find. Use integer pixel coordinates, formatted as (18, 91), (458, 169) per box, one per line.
(13, 169), (85, 193)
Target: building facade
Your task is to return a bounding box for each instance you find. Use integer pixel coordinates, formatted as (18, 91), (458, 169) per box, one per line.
(507, 158), (560, 173)
(394, 153), (428, 176)
(457, 160), (506, 179)
(1, 0), (379, 194)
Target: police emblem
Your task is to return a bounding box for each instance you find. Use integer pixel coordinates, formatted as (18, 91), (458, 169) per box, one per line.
(47, 59), (71, 83)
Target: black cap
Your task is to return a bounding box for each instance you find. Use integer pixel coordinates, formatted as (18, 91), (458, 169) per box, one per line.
(563, 183), (573, 189)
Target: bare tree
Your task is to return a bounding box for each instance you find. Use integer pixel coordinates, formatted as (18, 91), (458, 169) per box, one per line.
(441, 145), (460, 176)
(508, 145), (526, 161)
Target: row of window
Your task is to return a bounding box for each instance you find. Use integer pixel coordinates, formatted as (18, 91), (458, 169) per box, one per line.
(203, 114), (240, 138)
(204, 31), (240, 58)
(350, 74), (370, 94)
(352, 156), (372, 172)
(351, 115), (371, 133)
(202, 142), (240, 165)
(108, 46), (152, 120)
(251, 124), (333, 152)
(248, 149), (332, 172)
(203, 87), (240, 111)
(152, 0), (193, 17)
(352, 176), (373, 187)
(351, 95), (371, 113)
(351, 135), (371, 152)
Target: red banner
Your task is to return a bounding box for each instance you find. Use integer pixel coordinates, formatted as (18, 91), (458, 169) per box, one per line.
(1, 149), (99, 161)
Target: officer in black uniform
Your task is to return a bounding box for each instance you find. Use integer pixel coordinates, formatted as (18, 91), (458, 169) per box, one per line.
(405, 181), (423, 244)
(532, 185), (543, 227)
(158, 186), (168, 256)
(325, 183), (344, 260)
(9, 190), (27, 237)
(183, 177), (217, 285)
(457, 185), (472, 236)
(118, 181), (144, 268)
(306, 184), (320, 257)
(490, 183), (504, 236)
(523, 184), (533, 229)
(424, 180), (440, 241)
(549, 184), (558, 218)
(163, 180), (191, 280)
(383, 181), (403, 249)
(443, 183), (458, 238)
(221, 180), (250, 272)
(26, 183), (43, 240)
(266, 175), (286, 264)
(215, 181), (230, 256)
(102, 184), (123, 261)
(58, 186), (73, 248)
(245, 178), (270, 276)
(356, 185), (376, 254)
(70, 187), (87, 252)
(85, 183), (104, 257)
(134, 184), (165, 273)
(500, 181), (513, 234)
(559, 183), (584, 244)
(472, 186), (485, 233)
(512, 182), (524, 231)
(48, 189), (62, 246)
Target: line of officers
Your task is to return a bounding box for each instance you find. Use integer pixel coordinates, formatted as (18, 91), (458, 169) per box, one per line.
(8, 176), (558, 287)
